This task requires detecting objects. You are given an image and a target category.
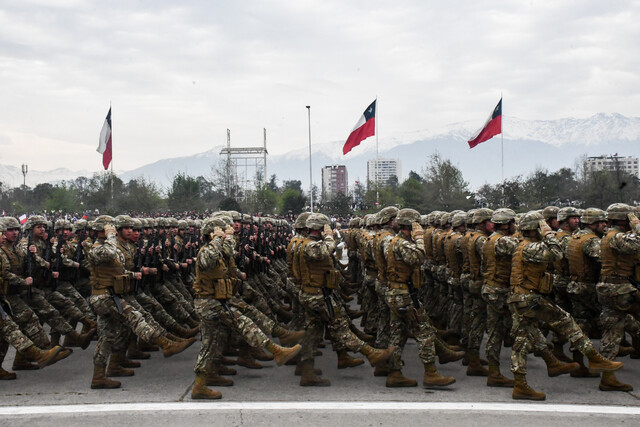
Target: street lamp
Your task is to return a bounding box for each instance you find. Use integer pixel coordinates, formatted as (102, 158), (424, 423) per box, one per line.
(306, 106), (313, 212)
(21, 164), (28, 187)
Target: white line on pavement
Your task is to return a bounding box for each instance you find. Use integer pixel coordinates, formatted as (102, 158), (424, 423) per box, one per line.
(1, 401), (640, 416)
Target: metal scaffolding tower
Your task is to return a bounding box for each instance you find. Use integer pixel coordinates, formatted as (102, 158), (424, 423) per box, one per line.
(219, 128), (268, 200)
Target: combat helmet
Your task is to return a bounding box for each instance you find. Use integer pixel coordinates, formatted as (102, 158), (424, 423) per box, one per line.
(518, 211), (544, 231)
(24, 215), (46, 230)
(306, 213), (330, 230)
(177, 220), (188, 230)
(451, 212), (467, 228)
(201, 216), (227, 235)
(606, 203), (632, 221)
(114, 215), (134, 229)
(1, 217), (20, 230)
(472, 208), (494, 225)
(396, 208), (421, 226)
(542, 206), (559, 221)
(465, 209), (478, 225)
(581, 208), (607, 225)
(294, 212), (312, 229)
(377, 206), (399, 225)
(364, 214), (376, 228)
(92, 215), (114, 231)
(491, 208), (516, 224)
(557, 207), (580, 222)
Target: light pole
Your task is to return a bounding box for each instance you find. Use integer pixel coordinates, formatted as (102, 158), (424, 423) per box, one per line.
(21, 164), (28, 187)
(306, 106), (313, 212)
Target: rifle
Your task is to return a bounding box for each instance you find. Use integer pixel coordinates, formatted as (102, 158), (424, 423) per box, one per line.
(134, 234), (145, 293)
(51, 227), (66, 291)
(321, 287), (334, 319)
(406, 278), (420, 309)
(73, 228), (87, 282)
(25, 229), (34, 299)
(628, 276), (640, 291)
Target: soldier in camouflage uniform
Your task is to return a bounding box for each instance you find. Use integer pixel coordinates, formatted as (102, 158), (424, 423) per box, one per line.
(481, 208), (518, 387)
(191, 216), (301, 400)
(508, 211), (622, 401)
(385, 209), (462, 388)
(88, 215), (195, 390)
(596, 203), (640, 392)
(567, 207), (607, 378)
(444, 212), (466, 348)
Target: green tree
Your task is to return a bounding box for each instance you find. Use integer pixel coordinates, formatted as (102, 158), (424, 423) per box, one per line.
(325, 192), (353, 217)
(44, 185), (78, 212)
(421, 153), (474, 211)
(167, 173), (203, 211)
(281, 188), (306, 215)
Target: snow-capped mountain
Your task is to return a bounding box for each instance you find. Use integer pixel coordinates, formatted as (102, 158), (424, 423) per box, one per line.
(3, 113), (640, 191)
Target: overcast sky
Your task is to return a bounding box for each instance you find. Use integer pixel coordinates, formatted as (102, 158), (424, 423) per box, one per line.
(0, 0), (638, 174)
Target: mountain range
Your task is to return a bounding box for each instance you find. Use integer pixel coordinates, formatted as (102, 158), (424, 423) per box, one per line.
(2, 113), (640, 192)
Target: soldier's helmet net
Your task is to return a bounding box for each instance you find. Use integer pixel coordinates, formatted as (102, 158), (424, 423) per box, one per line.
(396, 208), (421, 226)
(306, 213), (330, 230)
(92, 215), (114, 231)
(606, 203), (632, 221)
(543, 206), (560, 220)
(451, 212), (467, 228)
(24, 215), (46, 230)
(557, 207), (580, 222)
(114, 215), (134, 229)
(2, 217), (20, 230)
(471, 208), (493, 225)
(294, 212), (312, 229)
(491, 208), (516, 225)
(377, 206), (399, 225)
(518, 211), (544, 231)
(202, 216), (227, 235)
(581, 208), (606, 224)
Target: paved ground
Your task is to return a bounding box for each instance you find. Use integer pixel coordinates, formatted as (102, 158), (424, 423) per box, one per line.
(1, 333), (639, 426)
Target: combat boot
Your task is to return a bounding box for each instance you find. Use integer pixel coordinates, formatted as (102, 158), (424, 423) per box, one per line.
(617, 346), (634, 357)
(12, 351), (39, 370)
(423, 363), (455, 388)
(373, 365), (391, 377)
(272, 324), (305, 347)
(127, 339), (151, 360)
(486, 363), (514, 387)
(599, 371), (633, 392)
(91, 364), (121, 389)
(186, 317), (200, 328)
(360, 344), (395, 367)
(250, 346), (274, 362)
(68, 328), (96, 350)
(347, 308), (364, 319)
(265, 341), (302, 366)
(570, 351), (599, 378)
(138, 339), (159, 352)
(52, 347), (73, 363)
(154, 335), (196, 358)
(191, 374), (222, 400)
(21, 345), (64, 369)
(540, 348), (579, 377)
(337, 350), (364, 369)
(81, 316), (98, 331)
(466, 350), (489, 377)
(435, 339), (465, 364)
(299, 359), (331, 386)
(385, 370), (417, 387)
(0, 367), (16, 380)
(50, 332), (61, 347)
(237, 348), (263, 369)
(512, 374), (545, 401)
(221, 356), (237, 366)
(294, 360), (322, 376)
(350, 324), (374, 343)
(551, 342), (572, 363)
(584, 347), (623, 372)
(106, 353), (135, 377)
(205, 362), (234, 387)
(173, 324), (200, 339)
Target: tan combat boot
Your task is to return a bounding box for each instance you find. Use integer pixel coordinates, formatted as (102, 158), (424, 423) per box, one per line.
(21, 345), (63, 369)
(106, 353), (135, 377)
(12, 351), (39, 370)
(237, 347), (263, 369)
(0, 367), (16, 380)
(552, 342), (573, 363)
(350, 324), (374, 343)
(191, 374), (222, 400)
(91, 364), (121, 389)
(584, 348), (623, 372)
(486, 363), (514, 387)
(360, 344), (395, 367)
(540, 348), (579, 377)
(385, 370), (417, 387)
(250, 346), (274, 362)
(373, 365), (391, 377)
(68, 328), (96, 350)
(154, 335), (196, 358)
(599, 371), (633, 392)
(512, 373), (545, 401)
(272, 324), (305, 347)
(127, 338), (151, 360)
(423, 363), (455, 388)
(570, 351), (599, 378)
(81, 317), (98, 331)
(466, 350), (489, 377)
(337, 350), (364, 369)
(205, 361), (234, 387)
(435, 338), (465, 364)
(138, 339), (159, 352)
(265, 341), (302, 366)
(299, 359), (331, 386)
(294, 360), (322, 376)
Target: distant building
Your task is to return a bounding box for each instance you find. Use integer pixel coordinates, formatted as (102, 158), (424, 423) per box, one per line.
(367, 158), (401, 188)
(321, 165), (348, 200)
(585, 155), (639, 177)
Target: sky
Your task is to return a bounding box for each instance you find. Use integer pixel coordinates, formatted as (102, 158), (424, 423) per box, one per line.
(0, 0), (638, 174)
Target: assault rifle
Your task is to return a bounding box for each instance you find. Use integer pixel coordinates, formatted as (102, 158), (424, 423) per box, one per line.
(25, 228), (34, 299)
(134, 234), (145, 293)
(73, 227), (87, 282)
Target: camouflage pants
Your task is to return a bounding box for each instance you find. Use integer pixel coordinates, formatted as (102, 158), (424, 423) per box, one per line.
(361, 275), (378, 334)
(286, 279), (306, 332)
(21, 288), (74, 335)
(136, 290), (182, 333)
(56, 280), (96, 322)
(193, 298), (270, 375)
(0, 315), (34, 354)
(229, 297), (276, 335)
(241, 280), (273, 317)
(0, 295), (50, 354)
(386, 290), (437, 369)
(168, 275), (194, 304)
(447, 280), (463, 334)
(74, 275), (91, 298)
(567, 281), (601, 338)
(163, 279), (196, 316)
(481, 285), (512, 365)
(374, 279), (391, 348)
(509, 293), (594, 375)
(149, 281), (192, 323)
(597, 282), (640, 359)
(123, 294), (165, 338)
(467, 283), (487, 351)
(89, 294), (162, 366)
(299, 290), (364, 362)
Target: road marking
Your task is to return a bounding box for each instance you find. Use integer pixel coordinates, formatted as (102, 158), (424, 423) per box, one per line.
(1, 401), (640, 416)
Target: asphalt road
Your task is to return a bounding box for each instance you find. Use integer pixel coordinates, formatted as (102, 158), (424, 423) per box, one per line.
(1, 329), (639, 426)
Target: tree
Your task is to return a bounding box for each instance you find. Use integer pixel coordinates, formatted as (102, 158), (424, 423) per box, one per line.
(281, 188), (306, 215)
(219, 197), (241, 211)
(325, 192), (352, 217)
(421, 153), (474, 211)
(44, 186), (78, 212)
(254, 184), (279, 214)
(167, 173), (203, 211)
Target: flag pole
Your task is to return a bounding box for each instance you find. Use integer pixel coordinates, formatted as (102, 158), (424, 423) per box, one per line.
(500, 93), (504, 203)
(375, 96), (379, 207)
(110, 101), (114, 201)
(306, 106), (313, 212)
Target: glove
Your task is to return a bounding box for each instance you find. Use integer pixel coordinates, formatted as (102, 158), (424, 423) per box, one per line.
(538, 220), (554, 237)
(628, 213), (640, 228)
(322, 224), (332, 239)
(104, 224), (116, 237)
(411, 222), (424, 240)
(212, 226), (225, 239)
(224, 226), (235, 236)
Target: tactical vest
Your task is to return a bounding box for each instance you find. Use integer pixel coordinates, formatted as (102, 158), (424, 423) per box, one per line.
(511, 238), (553, 294)
(432, 230), (447, 264)
(552, 230), (571, 276)
(424, 227), (435, 260)
(386, 235), (422, 289)
(444, 232), (463, 277)
(375, 229), (394, 282)
(601, 228), (637, 279)
(286, 236), (301, 275)
(460, 232), (472, 275)
(362, 232), (378, 274)
(567, 232), (600, 283)
(1, 244), (24, 295)
(298, 238), (340, 290)
(89, 239), (131, 294)
(193, 247), (232, 299)
(468, 232), (484, 281)
(483, 232), (511, 288)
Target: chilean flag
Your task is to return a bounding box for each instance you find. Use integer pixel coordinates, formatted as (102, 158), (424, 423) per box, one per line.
(343, 100), (376, 155)
(468, 98), (502, 149)
(97, 107), (112, 170)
